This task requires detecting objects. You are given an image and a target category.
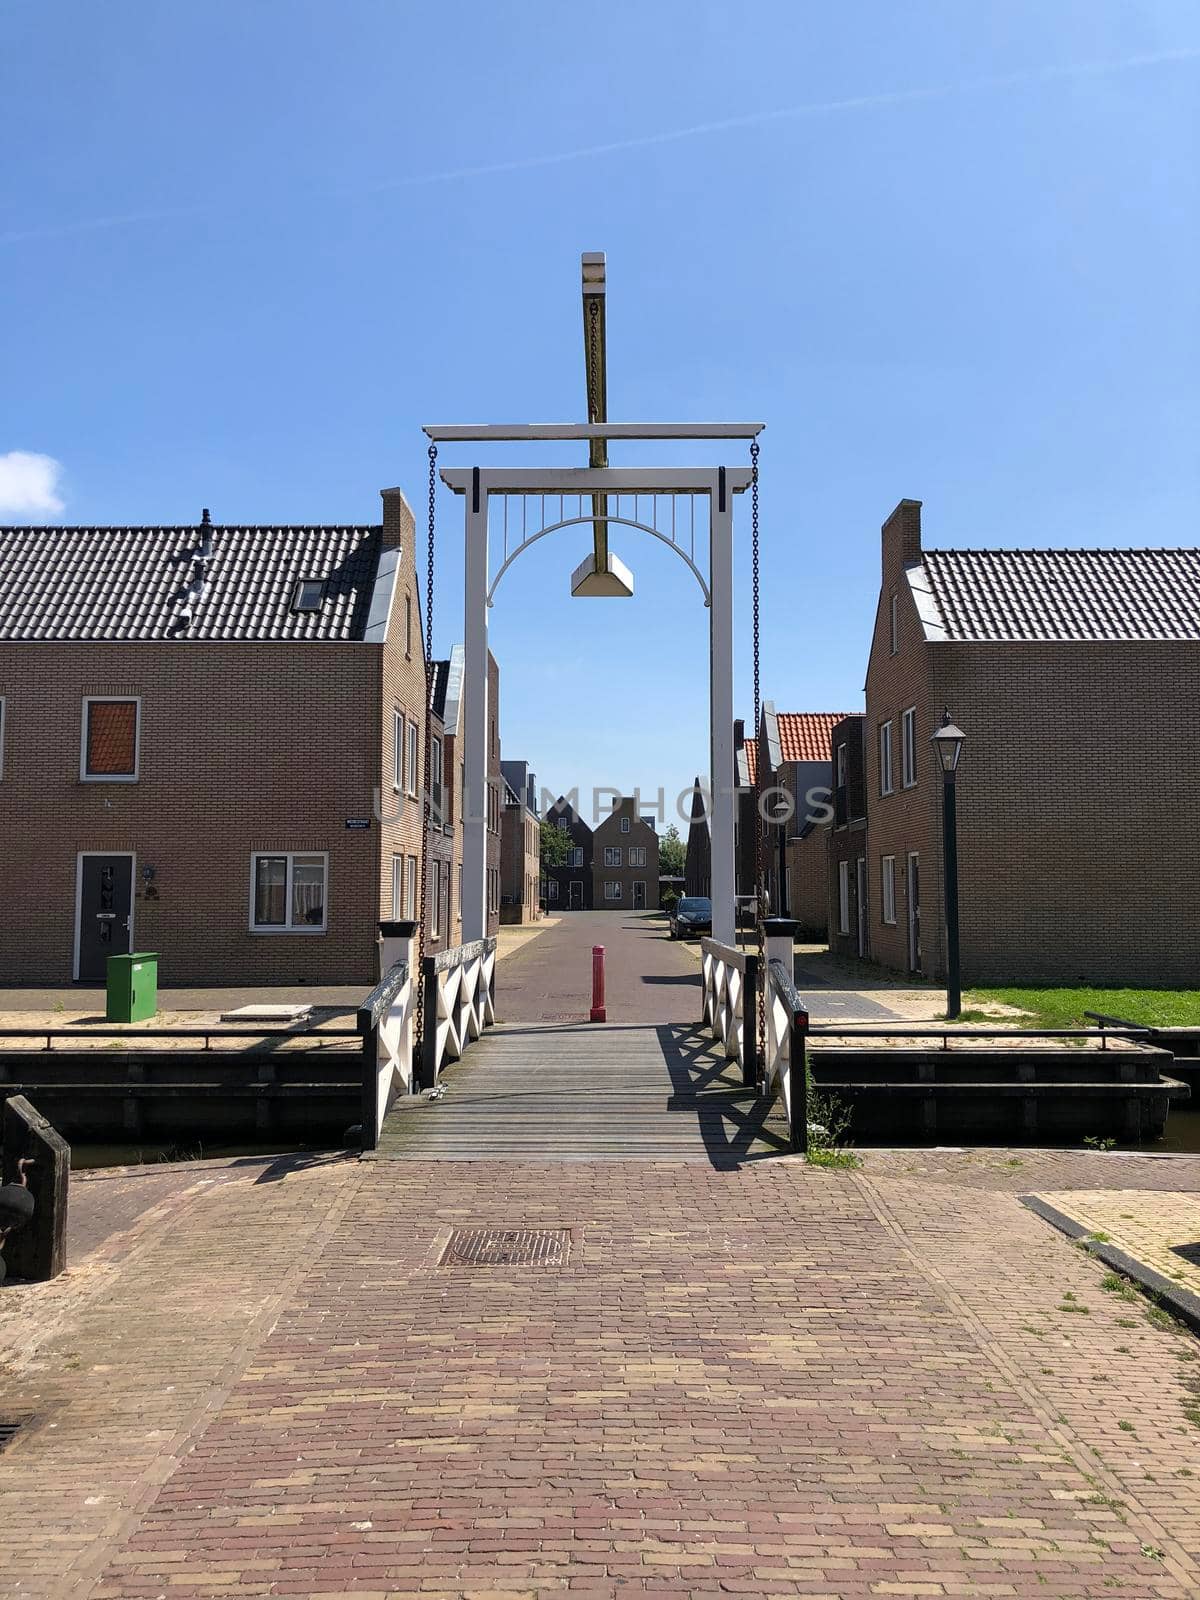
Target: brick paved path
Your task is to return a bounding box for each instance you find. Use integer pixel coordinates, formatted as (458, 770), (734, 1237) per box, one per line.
(2, 1148), (1199, 1599)
(495, 911), (700, 1025)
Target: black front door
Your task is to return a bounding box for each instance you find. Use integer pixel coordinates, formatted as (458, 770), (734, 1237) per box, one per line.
(78, 855), (133, 981)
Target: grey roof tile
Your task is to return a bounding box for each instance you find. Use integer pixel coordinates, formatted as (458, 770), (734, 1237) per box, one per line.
(914, 547), (1200, 643)
(0, 523), (381, 641)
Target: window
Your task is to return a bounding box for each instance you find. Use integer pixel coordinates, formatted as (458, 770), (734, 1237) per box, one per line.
(406, 721), (419, 798)
(405, 592), (413, 656)
(292, 578), (325, 613)
(430, 860), (441, 937)
(488, 868), (499, 914)
(391, 854), (404, 920)
(889, 591), (898, 654)
(620, 816), (631, 833)
(393, 709), (403, 791)
(879, 720), (894, 796)
(881, 855), (896, 924)
(431, 734), (443, 815)
(250, 852), (327, 933)
(458, 862), (463, 914)
(604, 846), (622, 867)
(406, 855), (418, 919)
(0, 696), (5, 780)
(81, 697), (140, 781)
(557, 817), (569, 832)
(604, 881), (622, 902)
(548, 878), (560, 902)
(629, 847), (646, 868)
(568, 846), (583, 867)
(901, 707), (917, 788)
(838, 861), (851, 935)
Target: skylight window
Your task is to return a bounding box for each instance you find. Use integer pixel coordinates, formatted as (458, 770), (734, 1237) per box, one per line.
(292, 578), (326, 613)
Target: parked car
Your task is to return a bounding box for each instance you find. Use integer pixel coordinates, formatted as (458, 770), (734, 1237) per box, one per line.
(669, 896), (712, 940)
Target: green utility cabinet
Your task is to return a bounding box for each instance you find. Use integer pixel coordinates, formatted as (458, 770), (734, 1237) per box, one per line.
(106, 952), (158, 1023)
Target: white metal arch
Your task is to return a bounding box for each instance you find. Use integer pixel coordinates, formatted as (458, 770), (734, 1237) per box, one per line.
(487, 514), (711, 607)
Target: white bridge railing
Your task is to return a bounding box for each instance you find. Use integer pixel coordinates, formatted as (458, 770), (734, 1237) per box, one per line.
(699, 938), (760, 1087)
(420, 936), (497, 1089)
(358, 953), (416, 1150)
(764, 956), (809, 1152)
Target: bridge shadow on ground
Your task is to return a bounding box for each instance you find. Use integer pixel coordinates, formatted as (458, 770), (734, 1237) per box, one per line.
(656, 1022), (792, 1168)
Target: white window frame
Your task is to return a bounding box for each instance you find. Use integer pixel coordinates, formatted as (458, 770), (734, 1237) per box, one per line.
(568, 846), (584, 867)
(406, 855), (418, 919)
(406, 721), (419, 799)
(80, 695), (141, 783)
(393, 709), (403, 792)
(430, 859), (442, 937)
(604, 880), (622, 902)
(879, 720), (894, 796)
(0, 696), (5, 780)
(629, 846), (647, 868)
(620, 816), (631, 833)
(604, 846), (622, 867)
(881, 855), (897, 925)
(547, 877), (560, 902)
(392, 854), (404, 920)
(837, 860), (851, 935)
(901, 706), (917, 789)
(249, 851), (328, 934)
(835, 741), (847, 789)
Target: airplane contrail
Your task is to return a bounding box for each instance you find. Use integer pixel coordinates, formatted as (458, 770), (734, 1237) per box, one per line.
(3, 45), (1197, 244)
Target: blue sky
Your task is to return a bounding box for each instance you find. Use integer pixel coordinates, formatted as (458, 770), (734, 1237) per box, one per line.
(2, 2), (1197, 817)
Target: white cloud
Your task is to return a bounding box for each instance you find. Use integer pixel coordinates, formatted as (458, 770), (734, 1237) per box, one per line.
(0, 452), (65, 518)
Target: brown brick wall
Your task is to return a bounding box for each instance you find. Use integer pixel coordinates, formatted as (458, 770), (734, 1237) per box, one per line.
(0, 642), (385, 986)
(864, 500), (940, 975)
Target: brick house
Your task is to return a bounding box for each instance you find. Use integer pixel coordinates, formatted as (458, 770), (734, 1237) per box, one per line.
(592, 796), (659, 912)
(424, 655), (457, 954)
(860, 498), (1200, 984)
(542, 797), (593, 911)
(0, 491), (429, 986)
(499, 759), (541, 924)
(683, 777), (711, 897)
(432, 643), (501, 945)
(827, 714), (868, 959)
(739, 707), (848, 936)
(756, 706), (847, 936)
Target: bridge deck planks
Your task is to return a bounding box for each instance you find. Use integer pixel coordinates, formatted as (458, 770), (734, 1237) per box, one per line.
(372, 1021), (790, 1163)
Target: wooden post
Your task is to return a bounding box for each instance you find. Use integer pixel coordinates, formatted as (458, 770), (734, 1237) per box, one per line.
(2, 1095), (70, 1282)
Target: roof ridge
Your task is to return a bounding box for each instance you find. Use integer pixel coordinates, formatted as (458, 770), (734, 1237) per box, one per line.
(923, 545), (1200, 557)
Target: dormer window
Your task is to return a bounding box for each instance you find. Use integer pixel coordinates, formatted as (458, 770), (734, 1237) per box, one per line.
(292, 578), (326, 613)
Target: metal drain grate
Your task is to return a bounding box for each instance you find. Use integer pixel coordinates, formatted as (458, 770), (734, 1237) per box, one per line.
(441, 1228), (569, 1268)
(0, 1422), (23, 1454)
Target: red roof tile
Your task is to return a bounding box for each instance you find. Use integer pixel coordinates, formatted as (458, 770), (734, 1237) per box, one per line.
(743, 712), (850, 783)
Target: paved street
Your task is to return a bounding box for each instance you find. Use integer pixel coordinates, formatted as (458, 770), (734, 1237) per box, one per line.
(3, 916), (1200, 1598)
(496, 910), (700, 1025)
(2, 1150), (1200, 1598)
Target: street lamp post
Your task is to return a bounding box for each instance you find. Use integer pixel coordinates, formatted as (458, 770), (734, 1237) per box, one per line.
(930, 712), (966, 1021)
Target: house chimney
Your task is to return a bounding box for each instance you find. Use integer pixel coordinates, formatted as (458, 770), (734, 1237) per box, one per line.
(380, 487), (415, 553)
(198, 507), (213, 560)
(881, 499), (922, 581)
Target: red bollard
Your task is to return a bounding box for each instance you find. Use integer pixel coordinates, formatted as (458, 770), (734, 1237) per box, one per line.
(590, 944), (606, 1023)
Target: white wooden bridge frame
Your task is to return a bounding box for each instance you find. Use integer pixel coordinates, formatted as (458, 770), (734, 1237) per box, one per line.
(424, 421), (764, 949)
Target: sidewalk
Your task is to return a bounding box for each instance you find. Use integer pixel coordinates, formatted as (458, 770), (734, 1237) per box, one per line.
(2, 1145), (1200, 1598)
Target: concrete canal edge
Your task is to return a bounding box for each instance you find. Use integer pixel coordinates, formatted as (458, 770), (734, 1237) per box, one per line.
(1021, 1191), (1200, 1338)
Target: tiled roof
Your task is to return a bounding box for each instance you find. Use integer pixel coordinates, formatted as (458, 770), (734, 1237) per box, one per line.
(0, 523), (382, 641)
(912, 548), (1200, 643)
(743, 712), (849, 782)
(776, 712), (850, 763)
